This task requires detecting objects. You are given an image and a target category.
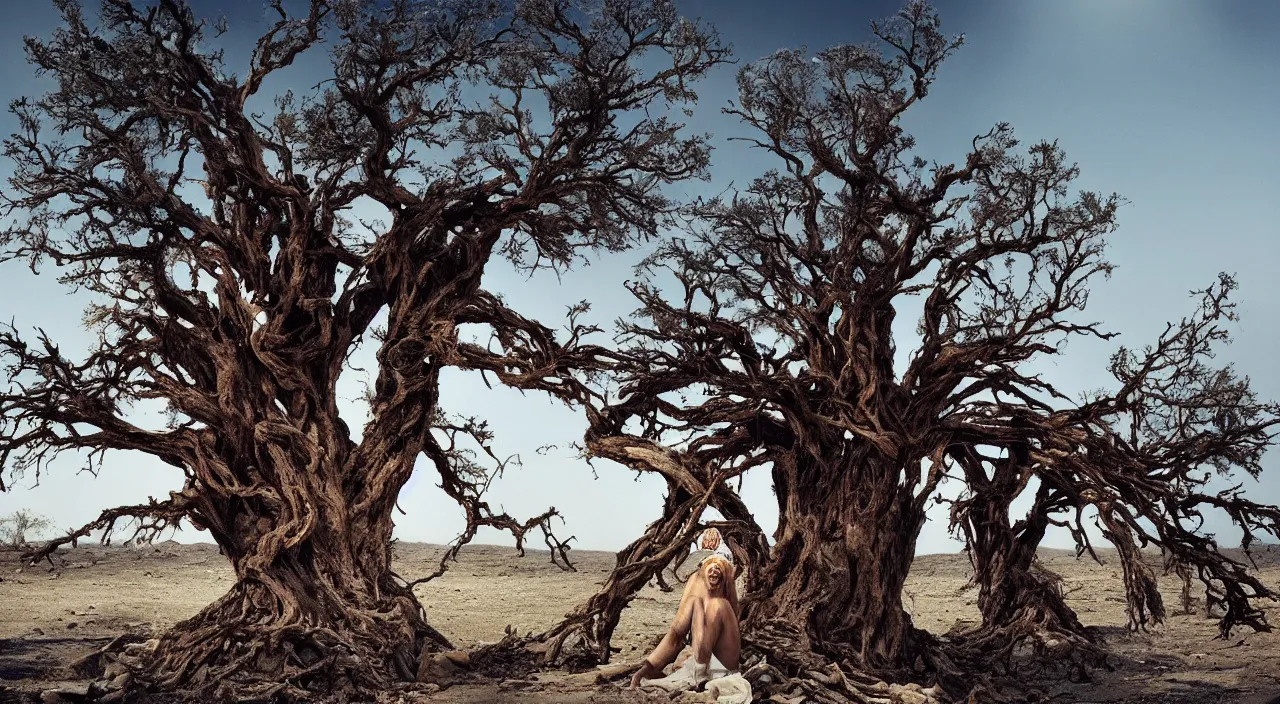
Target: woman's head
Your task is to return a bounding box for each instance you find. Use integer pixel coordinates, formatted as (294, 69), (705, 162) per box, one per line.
(699, 527), (722, 551)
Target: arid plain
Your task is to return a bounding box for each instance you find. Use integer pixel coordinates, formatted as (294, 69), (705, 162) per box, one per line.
(2, 542), (1279, 703)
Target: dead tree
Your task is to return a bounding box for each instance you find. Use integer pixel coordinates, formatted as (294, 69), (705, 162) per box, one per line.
(1043, 279), (1280, 638)
(0, 0), (724, 699)
(952, 275), (1280, 658)
(515, 3), (1280, 699)
(443, 5), (1280, 697)
(945, 445), (1096, 671)
(600, 1), (1113, 684)
(0, 509), (54, 549)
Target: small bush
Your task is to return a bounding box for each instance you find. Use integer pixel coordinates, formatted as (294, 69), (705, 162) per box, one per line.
(0, 509), (53, 549)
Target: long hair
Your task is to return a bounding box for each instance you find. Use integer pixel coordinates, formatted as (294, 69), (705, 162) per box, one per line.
(699, 527), (722, 551)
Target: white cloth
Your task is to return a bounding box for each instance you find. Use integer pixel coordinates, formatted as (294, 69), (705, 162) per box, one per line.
(705, 674), (753, 704)
(639, 656), (753, 704)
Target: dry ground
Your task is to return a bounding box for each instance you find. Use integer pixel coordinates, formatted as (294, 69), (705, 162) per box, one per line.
(2, 542), (1279, 703)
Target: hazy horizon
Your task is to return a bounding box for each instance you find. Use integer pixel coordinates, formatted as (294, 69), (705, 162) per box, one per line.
(1, 0), (1277, 560)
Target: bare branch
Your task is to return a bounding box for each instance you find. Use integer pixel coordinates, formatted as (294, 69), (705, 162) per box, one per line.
(22, 494), (194, 565)
(0, 0), (724, 696)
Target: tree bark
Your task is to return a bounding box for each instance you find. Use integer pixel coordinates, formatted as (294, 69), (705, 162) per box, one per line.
(963, 488), (1086, 639)
(142, 484), (450, 699)
(746, 454), (927, 674)
(1096, 500), (1165, 631)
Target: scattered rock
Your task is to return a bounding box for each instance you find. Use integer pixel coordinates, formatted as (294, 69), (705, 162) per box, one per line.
(38, 682), (92, 704)
(673, 691), (716, 703)
(888, 682), (931, 704)
(122, 640), (159, 658)
(102, 661), (126, 681)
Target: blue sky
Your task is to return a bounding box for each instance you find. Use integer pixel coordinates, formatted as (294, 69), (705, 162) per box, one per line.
(0, 0), (1276, 557)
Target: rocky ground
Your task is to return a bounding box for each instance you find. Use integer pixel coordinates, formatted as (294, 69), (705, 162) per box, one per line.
(2, 541), (1279, 702)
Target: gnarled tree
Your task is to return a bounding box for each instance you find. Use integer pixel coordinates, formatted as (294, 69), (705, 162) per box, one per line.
(603, 2), (1117, 682)
(944, 441), (1094, 669)
(950, 273), (1280, 667)
(0, 0), (724, 699)
(512, 2), (1280, 699)
(0, 509), (54, 549)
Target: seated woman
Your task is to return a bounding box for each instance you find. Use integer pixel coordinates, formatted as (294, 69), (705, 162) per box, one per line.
(631, 550), (740, 689)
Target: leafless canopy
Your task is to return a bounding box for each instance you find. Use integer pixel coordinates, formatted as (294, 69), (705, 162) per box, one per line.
(2, 0), (1276, 700)
(472, 2), (1280, 700)
(0, 0), (725, 698)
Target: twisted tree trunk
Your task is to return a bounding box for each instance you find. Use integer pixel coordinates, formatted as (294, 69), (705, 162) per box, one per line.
(133, 322), (458, 698)
(746, 453), (927, 674)
(974, 522), (1079, 635)
(1096, 500), (1165, 631)
(962, 485), (1087, 638)
(942, 445), (1098, 678)
(146, 518), (448, 700)
(949, 486), (1101, 678)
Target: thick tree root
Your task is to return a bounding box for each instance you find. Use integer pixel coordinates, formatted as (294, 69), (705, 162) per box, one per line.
(462, 627), (543, 682)
(947, 611), (1109, 685)
(726, 620), (995, 704)
(526, 628), (601, 673)
(948, 570), (1111, 686)
(88, 580), (452, 702)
